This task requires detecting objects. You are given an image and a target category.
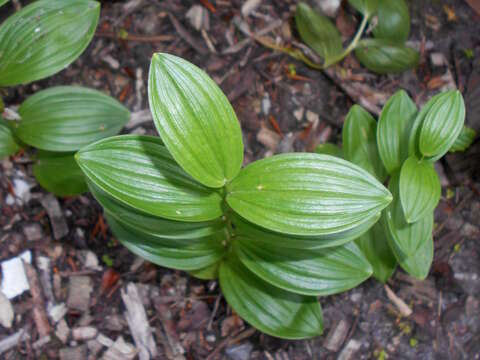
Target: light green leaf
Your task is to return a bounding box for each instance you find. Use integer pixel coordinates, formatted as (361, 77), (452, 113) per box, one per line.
(449, 126), (476, 152)
(348, 0), (379, 17)
(315, 143), (343, 158)
(0, 0), (9, 8)
(234, 238), (372, 296)
(0, 118), (20, 158)
(419, 90), (465, 160)
(17, 86), (129, 152)
(227, 153), (392, 237)
(76, 135), (223, 221)
(354, 39), (419, 74)
(295, 2), (343, 66)
(355, 213), (397, 283)
(377, 90), (417, 174)
(399, 156), (440, 223)
(33, 151), (87, 196)
(148, 53), (243, 188)
(0, 0), (100, 86)
(219, 255), (323, 339)
(188, 263), (220, 280)
(372, 0), (410, 43)
(389, 232), (433, 280)
(343, 105), (387, 181)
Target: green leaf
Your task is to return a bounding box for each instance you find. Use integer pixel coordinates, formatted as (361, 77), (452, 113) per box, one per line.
(227, 153), (392, 237)
(343, 105), (388, 181)
(354, 39), (419, 74)
(295, 2), (343, 66)
(76, 135), (223, 221)
(17, 86), (129, 152)
(372, 0), (410, 43)
(377, 90), (417, 174)
(219, 255), (323, 339)
(348, 0), (379, 17)
(0, 0), (9, 8)
(355, 213), (397, 283)
(106, 214), (226, 271)
(148, 53), (243, 188)
(0, 0), (100, 86)
(0, 118), (20, 158)
(418, 90), (465, 160)
(315, 143), (343, 158)
(449, 126), (476, 152)
(188, 263), (220, 280)
(234, 238), (372, 296)
(399, 156), (440, 223)
(33, 151), (88, 196)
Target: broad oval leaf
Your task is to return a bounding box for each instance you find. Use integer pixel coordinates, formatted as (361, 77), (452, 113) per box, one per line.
(17, 86), (129, 152)
(0, 118), (20, 158)
(377, 90), (417, 174)
(0, 0), (100, 86)
(234, 238), (372, 296)
(33, 151), (87, 196)
(148, 53), (243, 188)
(354, 39), (419, 74)
(343, 105), (387, 181)
(399, 156), (440, 223)
(227, 153), (392, 236)
(76, 135), (223, 221)
(419, 90), (465, 159)
(315, 143), (343, 158)
(348, 0), (379, 17)
(219, 255), (323, 339)
(449, 126), (476, 153)
(295, 2), (343, 66)
(372, 0), (410, 43)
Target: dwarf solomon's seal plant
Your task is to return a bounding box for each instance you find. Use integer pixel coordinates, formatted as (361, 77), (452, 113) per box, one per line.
(75, 53), (395, 339)
(0, 0), (130, 196)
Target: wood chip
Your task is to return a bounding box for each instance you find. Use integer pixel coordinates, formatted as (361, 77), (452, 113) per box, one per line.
(323, 318), (350, 352)
(337, 339), (362, 360)
(59, 345), (87, 360)
(0, 328), (30, 355)
(41, 194), (68, 240)
(384, 284), (413, 317)
(0, 291), (14, 328)
(67, 276), (93, 312)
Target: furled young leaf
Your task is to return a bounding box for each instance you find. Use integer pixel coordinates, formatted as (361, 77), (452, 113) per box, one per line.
(348, 0), (379, 17)
(355, 213), (397, 283)
(0, 0), (100, 86)
(0, 118), (20, 158)
(372, 0), (410, 43)
(449, 126), (476, 153)
(419, 90), (465, 160)
(17, 86), (129, 152)
(295, 2), (343, 66)
(33, 151), (88, 196)
(315, 143), (343, 158)
(188, 263), (220, 280)
(389, 232), (433, 280)
(148, 53), (243, 188)
(227, 153), (392, 237)
(234, 239), (372, 296)
(399, 156), (440, 223)
(76, 135), (223, 221)
(219, 255), (323, 339)
(343, 105), (387, 181)
(106, 214), (226, 271)
(354, 39), (419, 74)
(377, 90), (417, 174)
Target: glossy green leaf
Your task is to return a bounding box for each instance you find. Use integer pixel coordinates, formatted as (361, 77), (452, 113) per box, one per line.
(227, 153), (392, 237)
(295, 2), (343, 66)
(372, 0), (410, 43)
(234, 238), (372, 296)
(389, 232), (433, 280)
(419, 90), (465, 160)
(219, 255), (323, 339)
(377, 90), (417, 174)
(449, 126), (476, 152)
(399, 156), (440, 223)
(343, 105), (387, 181)
(148, 53), (243, 188)
(354, 39), (419, 74)
(17, 86), (129, 152)
(188, 263), (220, 280)
(0, 0), (100, 86)
(76, 135), (223, 221)
(33, 151), (87, 196)
(315, 143), (343, 158)
(348, 0), (378, 17)
(355, 213), (396, 283)
(0, 118), (20, 158)
(106, 214), (226, 271)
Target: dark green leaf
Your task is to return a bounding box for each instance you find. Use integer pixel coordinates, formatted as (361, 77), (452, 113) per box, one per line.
(17, 86), (129, 152)
(377, 90), (417, 174)
(315, 143), (343, 158)
(227, 153), (392, 237)
(399, 156), (440, 223)
(295, 2), (343, 66)
(343, 105), (387, 181)
(148, 53), (243, 188)
(219, 255), (323, 339)
(188, 263), (220, 280)
(348, 0), (379, 17)
(389, 232), (433, 280)
(0, 118), (20, 158)
(449, 126), (476, 153)
(0, 0), (100, 86)
(372, 0), (410, 43)
(33, 151), (88, 196)
(76, 135), (223, 221)
(354, 39), (419, 74)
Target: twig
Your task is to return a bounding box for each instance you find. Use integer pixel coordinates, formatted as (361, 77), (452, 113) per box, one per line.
(384, 284), (412, 317)
(168, 14), (208, 55)
(96, 32), (174, 43)
(206, 327), (256, 360)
